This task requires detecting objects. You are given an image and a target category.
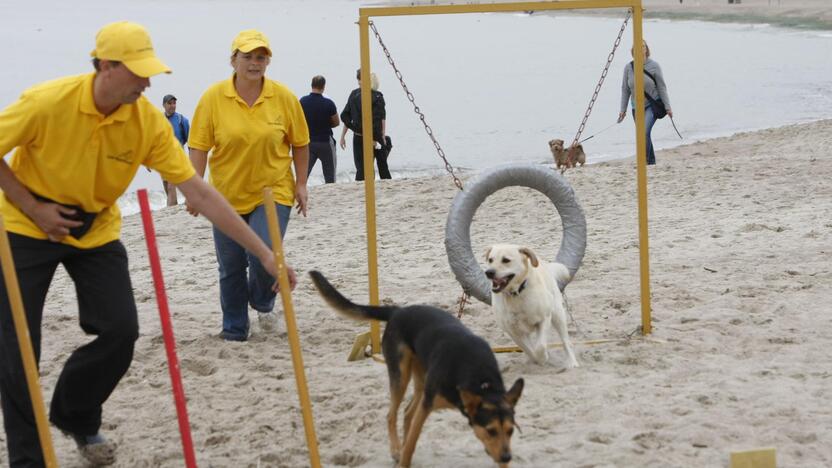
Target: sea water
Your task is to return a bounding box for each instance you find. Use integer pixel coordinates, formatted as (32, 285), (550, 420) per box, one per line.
(1, 0), (830, 215)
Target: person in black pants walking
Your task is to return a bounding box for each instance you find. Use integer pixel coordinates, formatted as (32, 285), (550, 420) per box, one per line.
(0, 21), (287, 467)
(300, 75), (340, 183)
(339, 70), (391, 181)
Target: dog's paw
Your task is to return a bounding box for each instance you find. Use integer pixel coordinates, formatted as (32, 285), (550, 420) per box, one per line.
(564, 359), (580, 369)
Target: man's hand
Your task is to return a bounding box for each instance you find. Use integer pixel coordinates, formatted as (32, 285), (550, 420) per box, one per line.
(339, 136), (346, 150)
(617, 111), (626, 123)
(666, 109), (674, 119)
(263, 257), (298, 293)
(29, 202), (83, 242)
(294, 185), (308, 217)
(281, 265), (298, 291)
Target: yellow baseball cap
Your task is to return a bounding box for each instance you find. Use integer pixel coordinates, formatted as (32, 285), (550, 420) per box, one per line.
(231, 29), (272, 56)
(90, 21), (171, 78)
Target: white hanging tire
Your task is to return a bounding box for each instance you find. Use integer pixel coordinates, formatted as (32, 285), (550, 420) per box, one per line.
(445, 163), (587, 305)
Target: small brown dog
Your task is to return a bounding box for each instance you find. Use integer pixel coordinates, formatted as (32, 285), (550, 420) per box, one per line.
(548, 139), (586, 169)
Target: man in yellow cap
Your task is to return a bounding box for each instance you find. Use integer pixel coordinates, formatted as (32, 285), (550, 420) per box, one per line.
(0, 21), (291, 466)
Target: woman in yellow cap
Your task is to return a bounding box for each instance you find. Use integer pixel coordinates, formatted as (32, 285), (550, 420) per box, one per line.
(187, 30), (310, 341)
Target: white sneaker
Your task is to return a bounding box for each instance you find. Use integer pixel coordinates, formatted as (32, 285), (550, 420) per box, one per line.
(258, 312), (278, 333)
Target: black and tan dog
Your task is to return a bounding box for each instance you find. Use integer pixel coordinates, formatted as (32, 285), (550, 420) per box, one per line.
(309, 271), (524, 467)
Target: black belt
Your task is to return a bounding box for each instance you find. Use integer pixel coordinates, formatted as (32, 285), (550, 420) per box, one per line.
(32, 193), (99, 240)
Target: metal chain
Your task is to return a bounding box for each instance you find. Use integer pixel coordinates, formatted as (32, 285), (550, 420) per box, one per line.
(370, 21), (464, 191)
(563, 10), (632, 175)
(456, 291), (470, 319)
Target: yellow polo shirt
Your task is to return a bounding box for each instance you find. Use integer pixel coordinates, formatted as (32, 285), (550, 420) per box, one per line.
(188, 77), (309, 213)
(0, 73), (196, 249)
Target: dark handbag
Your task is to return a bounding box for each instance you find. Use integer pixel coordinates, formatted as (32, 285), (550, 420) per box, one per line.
(32, 193), (99, 239)
(645, 95), (667, 119)
(374, 135), (393, 159)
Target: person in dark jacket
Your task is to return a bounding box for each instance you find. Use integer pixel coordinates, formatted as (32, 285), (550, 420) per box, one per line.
(339, 70), (391, 181)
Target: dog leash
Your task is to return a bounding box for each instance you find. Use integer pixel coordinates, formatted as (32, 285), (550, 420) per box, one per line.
(578, 121), (619, 144)
(577, 116), (682, 146)
(670, 116), (684, 140)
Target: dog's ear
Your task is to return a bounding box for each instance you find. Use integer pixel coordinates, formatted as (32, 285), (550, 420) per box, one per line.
(484, 246), (492, 263)
(519, 247), (539, 267)
(504, 378), (524, 408)
(459, 387), (482, 419)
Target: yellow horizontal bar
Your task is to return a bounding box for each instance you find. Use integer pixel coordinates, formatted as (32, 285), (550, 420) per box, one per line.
(368, 337), (663, 362)
(361, 0), (637, 17)
(494, 337), (665, 353)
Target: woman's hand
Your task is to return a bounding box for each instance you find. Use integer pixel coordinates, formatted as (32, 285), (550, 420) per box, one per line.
(185, 199), (200, 217)
(339, 136), (346, 150)
(666, 109), (673, 118)
(294, 185), (308, 217)
(617, 111), (626, 123)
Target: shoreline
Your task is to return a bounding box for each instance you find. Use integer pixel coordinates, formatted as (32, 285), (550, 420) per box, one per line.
(385, 1), (832, 31)
(641, 0), (832, 31)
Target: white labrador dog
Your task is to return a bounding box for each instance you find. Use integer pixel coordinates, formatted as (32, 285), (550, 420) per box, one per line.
(484, 244), (579, 368)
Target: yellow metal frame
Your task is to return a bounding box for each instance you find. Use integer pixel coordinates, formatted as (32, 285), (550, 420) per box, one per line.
(357, 0), (651, 355)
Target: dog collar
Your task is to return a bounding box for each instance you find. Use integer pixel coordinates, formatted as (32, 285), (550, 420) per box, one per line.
(508, 280), (527, 297)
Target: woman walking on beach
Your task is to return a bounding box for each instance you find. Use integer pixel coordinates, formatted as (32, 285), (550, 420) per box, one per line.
(617, 40), (673, 165)
(340, 70), (391, 181)
(187, 29), (310, 341)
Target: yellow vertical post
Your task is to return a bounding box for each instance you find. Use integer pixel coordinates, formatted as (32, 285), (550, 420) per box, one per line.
(262, 190), (321, 468)
(631, 1), (652, 335)
(0, 216), (58, 467)
(358, 14), (382, 353)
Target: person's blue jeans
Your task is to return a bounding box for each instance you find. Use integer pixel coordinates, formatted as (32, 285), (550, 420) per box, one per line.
(632, 105), (658, 165)
(212, 202), (291, 341)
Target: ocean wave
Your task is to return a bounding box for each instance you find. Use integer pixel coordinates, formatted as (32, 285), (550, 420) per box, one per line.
(118, 190), (168, 216)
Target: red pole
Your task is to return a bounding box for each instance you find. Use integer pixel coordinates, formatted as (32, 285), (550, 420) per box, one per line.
(137, 189), (198, 468)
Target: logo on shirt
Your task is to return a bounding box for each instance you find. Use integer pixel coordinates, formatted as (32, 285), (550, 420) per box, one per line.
(106, 150), (135, 165)
(268, 115), (284, 127)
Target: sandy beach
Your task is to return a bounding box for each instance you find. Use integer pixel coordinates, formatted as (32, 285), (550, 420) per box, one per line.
(1, 116), (828, 467)
(1, 1), (831, 466)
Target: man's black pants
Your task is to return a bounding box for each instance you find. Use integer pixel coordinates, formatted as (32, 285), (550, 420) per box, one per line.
(307, 139), (337, 184)
(0, 234), (138, 467)
(352, 133), (391, 181)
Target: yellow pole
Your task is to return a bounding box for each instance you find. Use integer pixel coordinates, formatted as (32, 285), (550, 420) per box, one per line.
(0, 216), (58, 467)
(631, 1), (652, 335)
(358, 14), (382, 354)
(262, 190), (321, 468)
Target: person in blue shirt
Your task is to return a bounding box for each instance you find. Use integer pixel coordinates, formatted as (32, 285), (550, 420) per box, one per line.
(299, 76), (340, 183)
(162, 94), (190, 204)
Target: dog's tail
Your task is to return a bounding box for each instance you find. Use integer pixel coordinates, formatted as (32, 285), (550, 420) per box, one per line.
(309, 270), (396, 322)
(551, 262), (573, 285)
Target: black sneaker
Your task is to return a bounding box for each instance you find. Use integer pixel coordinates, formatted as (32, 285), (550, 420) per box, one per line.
(65, 431), (116, 465)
